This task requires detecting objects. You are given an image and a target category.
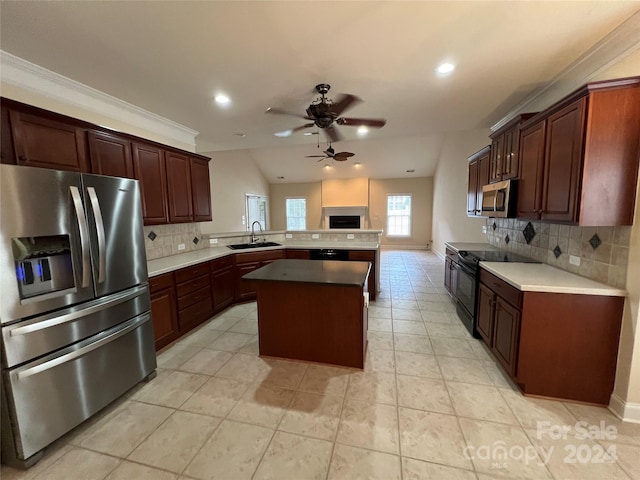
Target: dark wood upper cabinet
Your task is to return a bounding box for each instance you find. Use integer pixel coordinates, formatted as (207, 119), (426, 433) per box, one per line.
(467, 146), (491, 217)
(87, 130), (134, 178)
(516, 120), (546, 219)
(516, 77), (640, 225)
(165, 151), (193, 223)
(489, 114), (537, 183)
(190, 157), (212, 222)
(9, 110), (89, 172)
(1, 104), (16, 165)
(541, 98), (585, 222)
(132, 142), (169, 225)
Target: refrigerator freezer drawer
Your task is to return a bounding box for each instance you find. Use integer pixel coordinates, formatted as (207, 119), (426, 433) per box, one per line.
(2, 313), (156, 461)
(2, 284), (150, 368)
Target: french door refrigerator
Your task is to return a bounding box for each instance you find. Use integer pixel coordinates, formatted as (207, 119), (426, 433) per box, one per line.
(0, 164), (156, 468)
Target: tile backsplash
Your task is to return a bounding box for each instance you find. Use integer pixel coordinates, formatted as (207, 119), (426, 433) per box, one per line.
(144, 224), (208, 260)
(485, 218), (631, 288)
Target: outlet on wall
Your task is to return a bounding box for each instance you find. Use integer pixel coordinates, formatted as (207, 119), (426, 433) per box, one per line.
(209, 238), (218, 245)
(285, 234), (293, 239)
(569, 255), (581, 266)
(312, 233), (320, 239)
(178, 243), (186, 251)
(347, 234), (355, 239)
(482, 225), (487, 234)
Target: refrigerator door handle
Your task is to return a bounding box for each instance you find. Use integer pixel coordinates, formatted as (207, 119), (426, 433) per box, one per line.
(9, 285), (147, 337)
(16, 312), (151, 380)
(87, 187), (106, 284)
(69, 186), (91, 288)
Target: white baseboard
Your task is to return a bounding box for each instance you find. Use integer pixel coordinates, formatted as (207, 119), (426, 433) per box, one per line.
(609, 393), (640, 424)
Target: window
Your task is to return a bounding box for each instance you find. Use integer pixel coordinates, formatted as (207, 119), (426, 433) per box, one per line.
(286, 197), (306, 230)
(387, 194), (411, 237)
(246, 194), (269, 231)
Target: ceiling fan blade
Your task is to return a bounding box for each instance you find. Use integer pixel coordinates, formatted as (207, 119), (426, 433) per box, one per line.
(335, 152), (355, 158)
(324, 125), (342, 143)
(317, 157), (328, 162)
(305, 155), (326, 158)
(265, 107), (310, 120)
(291, 123), (315, 133)
(329, 94), (362, 116)
(337, 117), (387, 128)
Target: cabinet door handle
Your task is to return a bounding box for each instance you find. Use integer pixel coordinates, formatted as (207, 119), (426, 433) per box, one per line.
(18, 155), (27, 161)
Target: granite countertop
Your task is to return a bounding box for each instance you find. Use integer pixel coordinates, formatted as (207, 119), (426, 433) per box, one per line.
(480, 262), (626, 297)
(243, 259), (371, 286)
(147, 241), (380, 277)
(445, 242), (500, 253)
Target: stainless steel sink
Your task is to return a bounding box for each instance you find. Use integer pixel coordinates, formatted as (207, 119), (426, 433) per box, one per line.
(227, 242), (281, 250)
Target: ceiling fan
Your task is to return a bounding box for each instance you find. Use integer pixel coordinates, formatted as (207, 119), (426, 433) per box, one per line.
(266, 83), (386, 142)
(305, 144), (355, 162)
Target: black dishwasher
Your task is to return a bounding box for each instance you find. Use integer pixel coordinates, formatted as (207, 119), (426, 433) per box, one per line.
(309, 249), (349, 261)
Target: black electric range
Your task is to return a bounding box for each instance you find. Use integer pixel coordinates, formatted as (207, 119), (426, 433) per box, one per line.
(454, 249), (539, 338)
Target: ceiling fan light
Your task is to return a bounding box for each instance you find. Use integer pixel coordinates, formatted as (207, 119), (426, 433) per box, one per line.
(357, 126), (368, 135)
(435, 62), (456, 75)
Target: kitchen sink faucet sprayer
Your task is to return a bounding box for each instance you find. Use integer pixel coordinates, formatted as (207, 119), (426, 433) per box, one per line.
(251, 221), (263, 244)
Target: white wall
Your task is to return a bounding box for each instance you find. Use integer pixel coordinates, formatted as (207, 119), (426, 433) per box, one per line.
(431, 129), (492, 257)
(199, 150), (270, 234)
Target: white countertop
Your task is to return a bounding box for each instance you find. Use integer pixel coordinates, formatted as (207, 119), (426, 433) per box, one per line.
(445, 242), (499, 253)
(480, 262), (626, 297)
(147, 242), (380, 277)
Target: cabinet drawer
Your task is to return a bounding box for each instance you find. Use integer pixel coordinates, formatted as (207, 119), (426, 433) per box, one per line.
(175, 262), (210, 284)
(286, 249), (311, 259)
(210, 255), (233, 271)
(178, 297), (213, 331)
(177, 285), (212, 311)
(234, 250), (284, 264)
(480, 269), (522, 308)
(149, 272), (174, 292)
(348, 250), (375, 261)
(176, 274), (210, 298)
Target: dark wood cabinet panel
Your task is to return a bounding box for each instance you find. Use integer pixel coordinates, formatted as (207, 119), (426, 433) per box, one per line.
(211, 266), (235, 313)
(235, 262), (261, 301)
(165, 151), (193, 223)
(149, 273), (179, 351)
(489, 134), (503, 182)
(467, 158), (479, 215)
(347, 250), (377, 300)
(476, 282), (494, 346)
(516, 121), (546, 219)
(87, 130), (134, 178)
(467, 146), (491, 217)
(9, 110), (89, 172)
(541, 98), (585, 222)
(491, 298), (520, 376)
(502, 128), (519, 180)
(1, 104), (16, 165)
(132, 142), (169, 225)
(286, 249), (311, 259)
(489, 113), (536, 183)
(190, 157), (212, 222)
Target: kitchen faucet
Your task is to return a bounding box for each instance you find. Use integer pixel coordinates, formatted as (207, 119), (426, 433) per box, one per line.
(250, 221), (263, 243)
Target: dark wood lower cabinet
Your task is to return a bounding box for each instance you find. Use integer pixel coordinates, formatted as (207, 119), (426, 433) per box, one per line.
(478, 267), (624, 405)
(211, 257), (235, 313)
(149, 273), (179, 351)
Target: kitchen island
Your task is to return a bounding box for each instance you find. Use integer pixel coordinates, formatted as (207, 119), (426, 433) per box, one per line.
(243, 259), (370, 368)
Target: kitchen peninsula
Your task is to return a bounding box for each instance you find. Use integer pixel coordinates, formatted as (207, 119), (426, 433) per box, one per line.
(244, 259), (370, 368)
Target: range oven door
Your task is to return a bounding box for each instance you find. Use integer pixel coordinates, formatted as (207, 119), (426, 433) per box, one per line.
(454, 261), (480, 338)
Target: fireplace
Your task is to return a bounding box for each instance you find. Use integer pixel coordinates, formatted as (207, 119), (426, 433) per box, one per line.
(323, 206), (367, 229)
(329, 215), (361, 229)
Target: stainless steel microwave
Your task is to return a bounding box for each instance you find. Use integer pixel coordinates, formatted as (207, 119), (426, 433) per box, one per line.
(481, 179), (517, 217)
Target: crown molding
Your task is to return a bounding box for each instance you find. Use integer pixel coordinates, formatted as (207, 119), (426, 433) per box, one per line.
(491, 11), (640, 132)
(0, 50), (199, 149)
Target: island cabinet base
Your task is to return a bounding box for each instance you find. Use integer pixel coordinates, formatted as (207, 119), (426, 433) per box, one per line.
(256, 281), (368, 369)
(516, 292), (624, 406)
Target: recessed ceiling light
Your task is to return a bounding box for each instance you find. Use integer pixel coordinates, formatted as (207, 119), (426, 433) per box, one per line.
(214, 93), (231, 105)
(274, 130), (293, 138)
(435, 62), (455, 75)
(357, 126), (368, 135)
(323, 165), (331, 169)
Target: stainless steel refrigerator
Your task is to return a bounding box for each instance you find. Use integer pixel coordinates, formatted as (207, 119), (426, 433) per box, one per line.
(0, 164), (156, 468)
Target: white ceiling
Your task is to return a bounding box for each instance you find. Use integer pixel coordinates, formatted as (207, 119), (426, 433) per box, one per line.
(1, 1), (639, 183)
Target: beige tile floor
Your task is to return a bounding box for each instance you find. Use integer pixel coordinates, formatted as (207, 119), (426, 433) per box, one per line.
(3, 250), (639, 480)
